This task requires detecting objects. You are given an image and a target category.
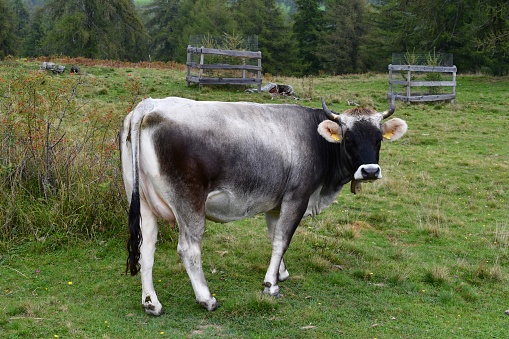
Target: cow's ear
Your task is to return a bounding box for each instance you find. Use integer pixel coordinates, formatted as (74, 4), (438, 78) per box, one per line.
(381, 118), (408, 142)
(318, 120), (342, 143)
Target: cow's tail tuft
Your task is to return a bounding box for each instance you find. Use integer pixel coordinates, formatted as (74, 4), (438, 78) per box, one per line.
(125, 107), (144, 276)
(127, 189), (142, 276)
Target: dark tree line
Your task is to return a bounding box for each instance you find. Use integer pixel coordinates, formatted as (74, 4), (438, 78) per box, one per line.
(1, 0), (508, 75)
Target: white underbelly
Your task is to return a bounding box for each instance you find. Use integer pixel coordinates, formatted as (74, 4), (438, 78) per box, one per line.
(205, 189), (276, 223)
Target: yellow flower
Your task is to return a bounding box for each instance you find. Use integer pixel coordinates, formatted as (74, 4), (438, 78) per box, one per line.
(68, 281), (73, 285)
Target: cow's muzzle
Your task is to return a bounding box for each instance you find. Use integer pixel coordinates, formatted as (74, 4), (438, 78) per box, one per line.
(354, 164), (382, 181)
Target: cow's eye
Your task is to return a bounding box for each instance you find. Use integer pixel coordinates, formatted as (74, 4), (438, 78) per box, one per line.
(344, 134), (354, 146)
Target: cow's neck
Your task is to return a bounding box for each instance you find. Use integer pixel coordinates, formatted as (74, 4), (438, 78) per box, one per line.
(322, 139), (354, 193)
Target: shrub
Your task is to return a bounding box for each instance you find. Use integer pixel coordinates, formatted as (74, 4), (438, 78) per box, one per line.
(0, 70), (126, 247)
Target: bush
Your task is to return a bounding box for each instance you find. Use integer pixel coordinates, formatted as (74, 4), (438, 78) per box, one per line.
(0, 69), (126, 247)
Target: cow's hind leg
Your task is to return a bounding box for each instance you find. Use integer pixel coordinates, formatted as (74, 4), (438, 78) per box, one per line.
(265, 211), (290, 282)
(139, 202), (163, 315)
(177, 215), (218, 311)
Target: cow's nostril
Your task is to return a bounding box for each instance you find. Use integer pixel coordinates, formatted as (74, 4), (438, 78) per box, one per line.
(361, 166), (380, 179)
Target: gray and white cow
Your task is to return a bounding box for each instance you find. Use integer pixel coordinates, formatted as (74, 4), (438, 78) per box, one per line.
(120, 97), (407, 315)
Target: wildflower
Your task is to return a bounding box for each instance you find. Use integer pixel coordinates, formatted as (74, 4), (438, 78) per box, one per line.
(68, 281), (73, 285)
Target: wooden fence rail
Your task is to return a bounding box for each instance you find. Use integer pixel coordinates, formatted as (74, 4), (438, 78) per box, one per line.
(186, 46), (262, 92)
(388, 64), (457, 103)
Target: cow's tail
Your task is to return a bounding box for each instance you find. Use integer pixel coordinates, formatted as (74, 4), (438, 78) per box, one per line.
(126, 106), (145, 276)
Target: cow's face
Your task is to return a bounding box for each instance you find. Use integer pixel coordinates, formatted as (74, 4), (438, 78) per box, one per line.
(318, 99), (407, 190)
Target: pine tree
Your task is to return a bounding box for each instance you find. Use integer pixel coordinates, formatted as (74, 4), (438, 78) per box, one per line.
(143, 0), (181, 61)
(0, 0), (18, 58)
(292, 0), (324, 75)
(232, 0), (300, 75)
(177, 0), (237, 61)
(43, 0), (148, 60)
(319, 0), (367, 74)
(22, 6), (50, 57)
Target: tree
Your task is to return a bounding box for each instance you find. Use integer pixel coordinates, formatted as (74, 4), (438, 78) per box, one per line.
(23, 6), (50, 57)
(292, 0), (324, 75)
(143, 0), (181, 61)
(0, 0), (19, 58)
(232, 0), (300, 75)
(176, 0), (237, 61)
(319, 0), (368, 74)
(43, 0), (148, 61)
(10, 0), (30, 39)
(145, 0), (237, 63)
(370, 0), (509, 74)
(468, 0), (509, 74)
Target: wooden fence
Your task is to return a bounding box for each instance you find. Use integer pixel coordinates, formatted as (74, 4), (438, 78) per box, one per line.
(388, 64), (457, 103)
(186, 46), (262, 92)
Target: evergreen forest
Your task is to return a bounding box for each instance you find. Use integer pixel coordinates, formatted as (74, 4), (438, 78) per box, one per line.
(1, 0), (508, 75)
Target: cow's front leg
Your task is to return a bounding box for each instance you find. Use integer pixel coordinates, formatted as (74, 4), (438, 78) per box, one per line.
(139, 203), (163, 315)
(263, 240), (286, 297)
(263, 203), (305, 297)
(177, 218), (219, 311)
(265, 211), (290, 282)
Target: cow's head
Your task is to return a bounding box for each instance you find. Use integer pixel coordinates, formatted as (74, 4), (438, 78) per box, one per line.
(317, 98), (407, 193)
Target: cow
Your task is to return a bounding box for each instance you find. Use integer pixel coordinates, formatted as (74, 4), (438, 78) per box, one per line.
(120, 97), (407, 315)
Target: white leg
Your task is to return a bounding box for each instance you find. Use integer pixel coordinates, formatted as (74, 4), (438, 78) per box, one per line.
(139, 202), (163, 316)
(263, 239), (286, 297)
(177, 218), (218, 311)
(265, 211), (290, 282)
(263, 202), (306, 296)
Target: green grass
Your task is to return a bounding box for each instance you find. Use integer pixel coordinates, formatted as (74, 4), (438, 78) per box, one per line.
(1, 59), (509, 338)
(134, 0), (153, 7)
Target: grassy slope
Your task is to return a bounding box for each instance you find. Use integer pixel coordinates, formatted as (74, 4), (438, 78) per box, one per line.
(1, 61), (509, 338)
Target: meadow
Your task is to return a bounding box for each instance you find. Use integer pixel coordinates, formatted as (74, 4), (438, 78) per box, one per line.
(1, 58), (508, 338)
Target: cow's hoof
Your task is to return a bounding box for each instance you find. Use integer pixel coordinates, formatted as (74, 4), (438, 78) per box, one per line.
(142, 301), (163, 316)
(198, 297), (219, 311)
(263, 283), (280, 298)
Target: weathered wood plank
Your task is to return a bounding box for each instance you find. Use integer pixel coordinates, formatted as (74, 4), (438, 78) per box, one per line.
(390, 80), (456, 87)
(187, 46), (261, 59)
(389, 93), (456, 102)
(186, 76), (261, 85)
(389, 64), (457, 72)
(186, 62), (262, 71)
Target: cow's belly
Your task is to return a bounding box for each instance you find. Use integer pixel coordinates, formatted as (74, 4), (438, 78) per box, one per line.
(140, 175), (176, 222)
(205, 189), (277, 223)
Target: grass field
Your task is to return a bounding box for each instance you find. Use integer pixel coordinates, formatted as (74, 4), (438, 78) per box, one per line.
(1, 59), (509, 338)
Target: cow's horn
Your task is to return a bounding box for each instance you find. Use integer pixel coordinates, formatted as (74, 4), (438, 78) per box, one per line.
(321, 97), (340, 121)
(381, 97), (396, 119)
